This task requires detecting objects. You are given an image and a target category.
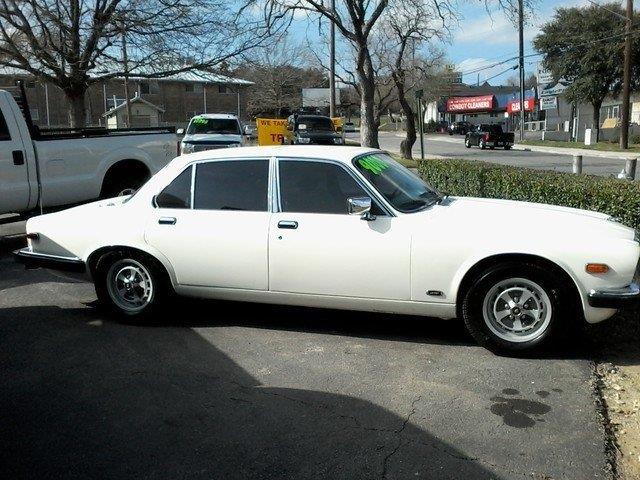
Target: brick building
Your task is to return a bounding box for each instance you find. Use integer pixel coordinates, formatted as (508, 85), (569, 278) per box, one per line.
(0, 67), (253, 128)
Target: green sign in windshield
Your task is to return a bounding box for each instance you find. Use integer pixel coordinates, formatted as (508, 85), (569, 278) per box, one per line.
(358, 155), (389, 175)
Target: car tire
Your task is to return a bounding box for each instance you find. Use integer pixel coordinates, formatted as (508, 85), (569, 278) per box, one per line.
(490, 146), (495, 150)
(504, 145), (512, 150)
(465, 138), (471, 148)
(461, 262), (575, 354)
(479, 139), (486, 150)
(94, 250), (171, 319)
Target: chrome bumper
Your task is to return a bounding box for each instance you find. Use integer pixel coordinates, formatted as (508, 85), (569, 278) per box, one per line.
(588, 283), (640, 309)
(13, 248), (86, 273)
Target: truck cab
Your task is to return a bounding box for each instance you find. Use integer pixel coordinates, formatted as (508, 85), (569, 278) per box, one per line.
(179, 114), (244, 154)
(286, 114), (344, 145)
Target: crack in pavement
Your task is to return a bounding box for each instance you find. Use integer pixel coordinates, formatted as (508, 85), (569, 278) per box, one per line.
(380, 395), (422, 480)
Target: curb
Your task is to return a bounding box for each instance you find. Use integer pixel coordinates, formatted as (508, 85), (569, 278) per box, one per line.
(512, 144), (638, 160)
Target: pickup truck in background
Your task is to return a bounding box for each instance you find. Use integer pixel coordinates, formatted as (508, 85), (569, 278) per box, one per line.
(465, 124), (515, 150)
(286, 114), (344, 145)
(0, 84), (177, 216)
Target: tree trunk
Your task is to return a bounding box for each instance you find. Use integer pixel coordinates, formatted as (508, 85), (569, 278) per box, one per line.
(356, 49), (379, 149)
(592, 99), (602, 143)
(66, 89), (87, 128)
(395, 81), (416, 160)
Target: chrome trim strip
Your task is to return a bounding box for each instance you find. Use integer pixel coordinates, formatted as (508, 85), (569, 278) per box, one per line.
(15, 248), (81, 262)
(589, 283), (640, 299)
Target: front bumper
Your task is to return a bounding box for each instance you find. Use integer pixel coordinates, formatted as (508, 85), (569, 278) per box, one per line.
(588, 283), (640, 309)
(13, 248), (86, 273)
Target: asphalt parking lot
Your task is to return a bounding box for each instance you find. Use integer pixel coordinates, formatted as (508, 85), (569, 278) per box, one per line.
(0, 246), (611, 479)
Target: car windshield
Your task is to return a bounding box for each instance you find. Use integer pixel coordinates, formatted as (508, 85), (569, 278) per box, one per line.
(353, 153), (442, 213)
(298, 117), (334, 132)
(187, 117), (240, 135)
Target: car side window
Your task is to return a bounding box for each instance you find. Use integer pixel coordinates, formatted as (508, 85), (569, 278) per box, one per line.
(155, 166), (193, 209)
(0, 110), (11, 141)
(195, 160), (268, 211)
(279, 160), (378, 215)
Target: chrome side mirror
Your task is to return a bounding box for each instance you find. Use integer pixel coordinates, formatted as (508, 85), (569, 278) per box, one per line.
(347, 196), (375, 221)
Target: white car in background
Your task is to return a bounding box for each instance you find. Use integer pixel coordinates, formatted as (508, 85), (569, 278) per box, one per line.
(178, 114), (245, 153)
(14, 146), (640, 354)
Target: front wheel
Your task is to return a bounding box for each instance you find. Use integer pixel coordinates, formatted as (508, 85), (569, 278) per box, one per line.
(461, 262), (574, 354)
(94, 251), (170, 318)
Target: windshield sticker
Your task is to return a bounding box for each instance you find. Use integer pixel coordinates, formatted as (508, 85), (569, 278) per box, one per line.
(192, 117), (208, 125)
(358, 156), (389, 174)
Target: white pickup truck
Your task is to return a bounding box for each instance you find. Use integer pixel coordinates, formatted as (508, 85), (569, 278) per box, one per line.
(0, 86), (178, 216)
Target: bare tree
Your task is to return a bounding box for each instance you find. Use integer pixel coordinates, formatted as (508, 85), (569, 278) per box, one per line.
(0, 0), (283, 127)
(375, 1), (450, 159)
(235, 38), (327, 117)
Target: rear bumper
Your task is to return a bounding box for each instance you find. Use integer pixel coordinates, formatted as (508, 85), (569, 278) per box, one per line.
(588, 283), (640, 309)
(12, 248), (86, 273)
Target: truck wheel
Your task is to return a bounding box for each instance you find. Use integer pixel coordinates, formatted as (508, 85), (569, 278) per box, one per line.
(504, 145), (512, 150)
(94, 250), (171, 319)
(461, 262), (574, 354)
(465, 138), (471, 148)
(101, 175), (148, 198)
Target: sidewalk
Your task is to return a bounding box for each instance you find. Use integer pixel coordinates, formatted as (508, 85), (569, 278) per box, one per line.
(513, 143), (639, 160)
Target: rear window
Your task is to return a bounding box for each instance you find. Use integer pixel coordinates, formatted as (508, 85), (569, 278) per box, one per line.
(194, 160), (268, 211)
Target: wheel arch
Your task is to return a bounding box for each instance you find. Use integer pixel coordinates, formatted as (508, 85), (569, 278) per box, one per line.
(86, 244), (176, 288)
(100, 159), (151, 197)
(454, 253), (583, 319)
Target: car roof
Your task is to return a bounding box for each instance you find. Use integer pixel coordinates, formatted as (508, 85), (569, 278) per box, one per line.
(190, 113), (238, 120)
(174, 146), (382, 167)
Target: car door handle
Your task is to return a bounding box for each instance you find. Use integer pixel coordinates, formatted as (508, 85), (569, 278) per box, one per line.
(278, 220), (298, 229)
(158, 217), (177, 225)
(12, 150), (24, 166)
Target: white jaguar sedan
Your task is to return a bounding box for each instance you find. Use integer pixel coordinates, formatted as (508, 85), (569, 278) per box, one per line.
(14, 146), (640, 353)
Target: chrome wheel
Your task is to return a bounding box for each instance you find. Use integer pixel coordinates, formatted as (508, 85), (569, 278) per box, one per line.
(106, 259), (154, 313)
(482, 277), (552, 343)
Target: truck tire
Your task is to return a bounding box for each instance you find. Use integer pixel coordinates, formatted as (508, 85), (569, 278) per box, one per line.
(479, 139), (486, 150)
(504, 145), (512, 150)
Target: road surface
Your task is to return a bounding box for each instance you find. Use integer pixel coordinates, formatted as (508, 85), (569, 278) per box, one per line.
(353, 131), (632, 178)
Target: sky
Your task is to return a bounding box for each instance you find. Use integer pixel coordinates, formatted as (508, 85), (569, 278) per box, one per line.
(450, 0), (589, 86)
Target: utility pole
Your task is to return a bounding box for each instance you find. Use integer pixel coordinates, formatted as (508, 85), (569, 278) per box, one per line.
(329, 0), (336, 119)
(518, 0), (525, 141)
(121, 17), (132, 128)
(620, 0), (633, 149)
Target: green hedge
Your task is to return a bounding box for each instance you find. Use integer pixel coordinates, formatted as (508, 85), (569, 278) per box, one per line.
(417, 158), (640, 230)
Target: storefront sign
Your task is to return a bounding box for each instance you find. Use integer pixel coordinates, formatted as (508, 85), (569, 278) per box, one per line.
(539, 96), (558, 110)
(446, 95), (495, 113)
(537, 67), (554, 85)
(507, 98), (536, 113)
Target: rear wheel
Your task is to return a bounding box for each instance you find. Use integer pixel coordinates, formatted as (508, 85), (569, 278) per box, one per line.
(94, 251), (170, 318)
(101, 171), (149, 198)
(465, 138), (471, 148)
(461, 262), (574, 354)
(479, 139), (486, 150)
(504, 145), (512, 150)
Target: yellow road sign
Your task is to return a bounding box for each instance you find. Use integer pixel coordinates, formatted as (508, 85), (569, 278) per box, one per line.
(256, 118), (290, 146)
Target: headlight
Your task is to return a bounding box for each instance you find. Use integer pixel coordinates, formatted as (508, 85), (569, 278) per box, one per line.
(181, 142), (194, 154)
(333, 138), (344, 144)
(298, 137), (311, 144)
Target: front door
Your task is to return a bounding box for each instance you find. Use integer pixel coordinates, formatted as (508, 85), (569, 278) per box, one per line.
(0, 103), (30, 214)
(145, 159), (271, 290)
(269, 159), (410, 300)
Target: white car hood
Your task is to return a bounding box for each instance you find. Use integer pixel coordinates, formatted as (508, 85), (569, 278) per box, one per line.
(434, 196), (635, 241)
(181, 133), (242, 143)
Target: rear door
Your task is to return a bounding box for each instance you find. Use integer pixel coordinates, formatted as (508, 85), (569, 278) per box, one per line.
(0, 100), (30, 214)
(144, 158), (271, 289)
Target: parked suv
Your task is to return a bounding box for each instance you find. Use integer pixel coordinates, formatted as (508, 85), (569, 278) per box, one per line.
(448, 121), (472, 135)
(179, 114), (245, 153)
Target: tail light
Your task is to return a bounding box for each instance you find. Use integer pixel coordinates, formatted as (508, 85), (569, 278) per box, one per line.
(483, 133), (490, 141)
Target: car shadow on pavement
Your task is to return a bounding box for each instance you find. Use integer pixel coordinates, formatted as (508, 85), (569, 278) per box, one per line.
(0, 305), (502, 480)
